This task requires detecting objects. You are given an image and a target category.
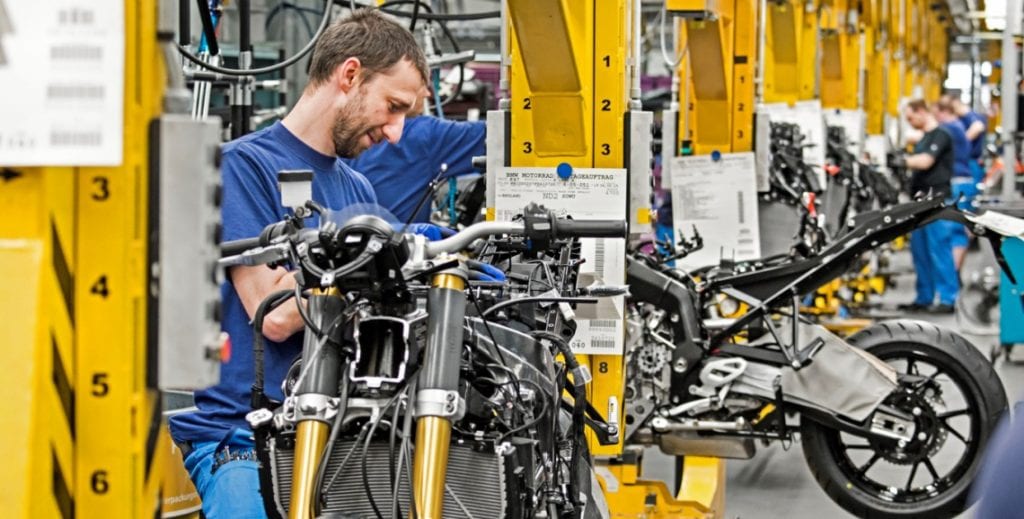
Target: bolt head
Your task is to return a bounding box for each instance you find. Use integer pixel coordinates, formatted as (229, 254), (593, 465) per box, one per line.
(912, 407), (922, 416)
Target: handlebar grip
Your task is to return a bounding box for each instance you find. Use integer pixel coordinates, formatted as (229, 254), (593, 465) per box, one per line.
(552, 219), (627, 239)
(221, 237), (262, 258)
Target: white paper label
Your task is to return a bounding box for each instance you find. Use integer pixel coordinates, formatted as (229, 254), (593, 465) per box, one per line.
(760, 100), (827, 188)
(967, 211), (1024, 238)
(670, 152), (761, 270)
(824, 108), (866, 155)
(495, 167), (627, 356)
(0, 2), (124, 166)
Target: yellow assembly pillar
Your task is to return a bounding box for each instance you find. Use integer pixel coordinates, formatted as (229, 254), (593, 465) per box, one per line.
(507, 0), (630, 456)
(0, 1), (166, 517)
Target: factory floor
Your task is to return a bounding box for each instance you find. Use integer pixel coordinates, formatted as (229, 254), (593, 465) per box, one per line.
(642, 241), (1022, 519)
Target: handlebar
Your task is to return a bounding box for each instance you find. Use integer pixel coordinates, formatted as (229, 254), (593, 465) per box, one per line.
(220, 204), (628, 263)
(221, 237), (262, 257)
(424, 222), (523, 257)
(553, 218), (627, 239)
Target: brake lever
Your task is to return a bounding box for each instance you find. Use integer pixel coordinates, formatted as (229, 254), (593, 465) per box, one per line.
(219, 243), (291, 267)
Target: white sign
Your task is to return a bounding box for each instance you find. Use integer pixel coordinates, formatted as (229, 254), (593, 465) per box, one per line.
(759, 100), (827, 188)
(495, 167), (627, 356)
(670, 153), (761, 270)
(864, 134), (890, 168)
(0, 2), (124, 165)
(824, 108), (866, 155)
(967, 211), (1024, 239)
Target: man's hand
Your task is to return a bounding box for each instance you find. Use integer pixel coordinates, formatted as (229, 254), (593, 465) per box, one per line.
(230, 265), (304, 343)
(404, 223), (456, 241)
(887, 152), (907, 170)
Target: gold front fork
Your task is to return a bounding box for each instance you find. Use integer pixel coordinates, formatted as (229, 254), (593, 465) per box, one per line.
(288, 420), (329, 519)
(412, 416), (453, 518)
(411, 272), (466, 519)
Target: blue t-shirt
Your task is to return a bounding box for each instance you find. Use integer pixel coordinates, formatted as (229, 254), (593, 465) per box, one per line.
(940, 120), (972, 178)
(169, 122), (376, 444)
(959, 111), (987, 160)
(346, 116), (485, 223)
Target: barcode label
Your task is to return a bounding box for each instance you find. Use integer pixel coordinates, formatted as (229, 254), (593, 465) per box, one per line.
(594, 239), (606, 272)
(51, 45), (103, 61)
(590, 338), (617, 350)
(58, 8), (96, 26)
(50, 131), (102, 147)
(737, 191), (745, 224)
(590, 319), (618, 330)
(47, 84), (105, 101)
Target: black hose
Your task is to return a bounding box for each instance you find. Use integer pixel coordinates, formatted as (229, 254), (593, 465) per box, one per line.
(347, 0), (500, 20)
(311, 358), (351, 515)
(480, 296), (598, 319)
(195, 0), (221, 56)
(179, 0), (191, 46)
(177, 0), (331, 76)
(250, 289), (296, 409)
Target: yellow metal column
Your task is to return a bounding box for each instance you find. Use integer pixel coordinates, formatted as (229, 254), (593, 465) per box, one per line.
(0, 167), (76, 518)
(2, 1), (164, 517)
(820, 0), (861, 109)
(75, 0), (165, 516)
(863, 0), (887, 134)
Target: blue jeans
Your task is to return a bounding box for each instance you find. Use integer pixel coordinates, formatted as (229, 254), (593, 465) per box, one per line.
(949, 180), (979, 248)
(183, 428), (268, 519)
(910, 221), (959, 306)
(970, 160), (985, 184)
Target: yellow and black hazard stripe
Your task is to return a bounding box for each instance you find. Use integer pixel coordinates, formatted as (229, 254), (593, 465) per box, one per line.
(49, 204), (77, 519)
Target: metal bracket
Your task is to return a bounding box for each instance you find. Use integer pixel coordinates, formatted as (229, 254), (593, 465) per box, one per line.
(414, 389), (464, 419)
(281, 393), (341, 423)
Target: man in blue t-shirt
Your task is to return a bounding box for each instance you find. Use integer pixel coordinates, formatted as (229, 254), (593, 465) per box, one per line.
(944, 94), (988, 183)
(168, 10), (428, 518)
(935, 99), (975, 271)
(898, 99), (959, 313)
(347, 115), (485, 223)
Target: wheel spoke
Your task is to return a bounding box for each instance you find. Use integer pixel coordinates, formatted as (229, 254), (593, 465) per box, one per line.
(858, 453), (881, 475)
(938, 408), (970, 420)
(941, 419), (971, 445)
(924, 458), (941, 481)
(906, 358), (918, 376)
(905, 461), (921, 491)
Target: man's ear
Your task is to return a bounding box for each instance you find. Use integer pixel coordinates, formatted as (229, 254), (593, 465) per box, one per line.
(335, 57), (363, 93)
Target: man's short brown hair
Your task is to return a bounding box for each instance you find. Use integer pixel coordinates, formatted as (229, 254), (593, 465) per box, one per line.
(308, 9), (428, 88)
(906, 98), (929, 113)
(934, 98), (956, 114)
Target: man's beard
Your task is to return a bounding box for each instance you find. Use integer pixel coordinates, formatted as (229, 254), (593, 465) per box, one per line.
(331, 96), (372, 158)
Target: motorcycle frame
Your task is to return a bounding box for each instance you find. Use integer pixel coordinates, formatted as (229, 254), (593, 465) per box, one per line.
(627, 196), (1014, 442)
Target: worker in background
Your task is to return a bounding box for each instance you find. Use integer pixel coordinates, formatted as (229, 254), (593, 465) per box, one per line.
(346, 112), (485, 223)
(934, 99), (974, 271)
(943, 93), (988, 185)
(168, 11), (429, 518)
(893, 99), (958, 313)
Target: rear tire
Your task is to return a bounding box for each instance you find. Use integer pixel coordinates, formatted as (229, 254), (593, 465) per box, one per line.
(801, 319), (1007, 518)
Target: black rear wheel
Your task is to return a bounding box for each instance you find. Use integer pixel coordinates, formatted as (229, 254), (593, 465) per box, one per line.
(801, 320), (1007, 518)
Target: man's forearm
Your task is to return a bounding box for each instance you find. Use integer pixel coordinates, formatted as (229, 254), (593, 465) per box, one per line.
(261, 275), (305, 343)
(905, 153), (934, 171)
(966, 121), (985, 141)
(231, 265), (306, 343)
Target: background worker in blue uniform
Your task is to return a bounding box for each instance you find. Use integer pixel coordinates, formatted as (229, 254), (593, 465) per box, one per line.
(934, 98), (975, 271)
(347, 113), (485, 224)
(944, 93), (988, 184)
(895, 99), (958, 313)
(168, 10), (429, 518)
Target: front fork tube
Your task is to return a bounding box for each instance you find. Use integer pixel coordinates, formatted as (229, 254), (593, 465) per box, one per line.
(289, 288), (344, 519)
(412, 272), (467, 519)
